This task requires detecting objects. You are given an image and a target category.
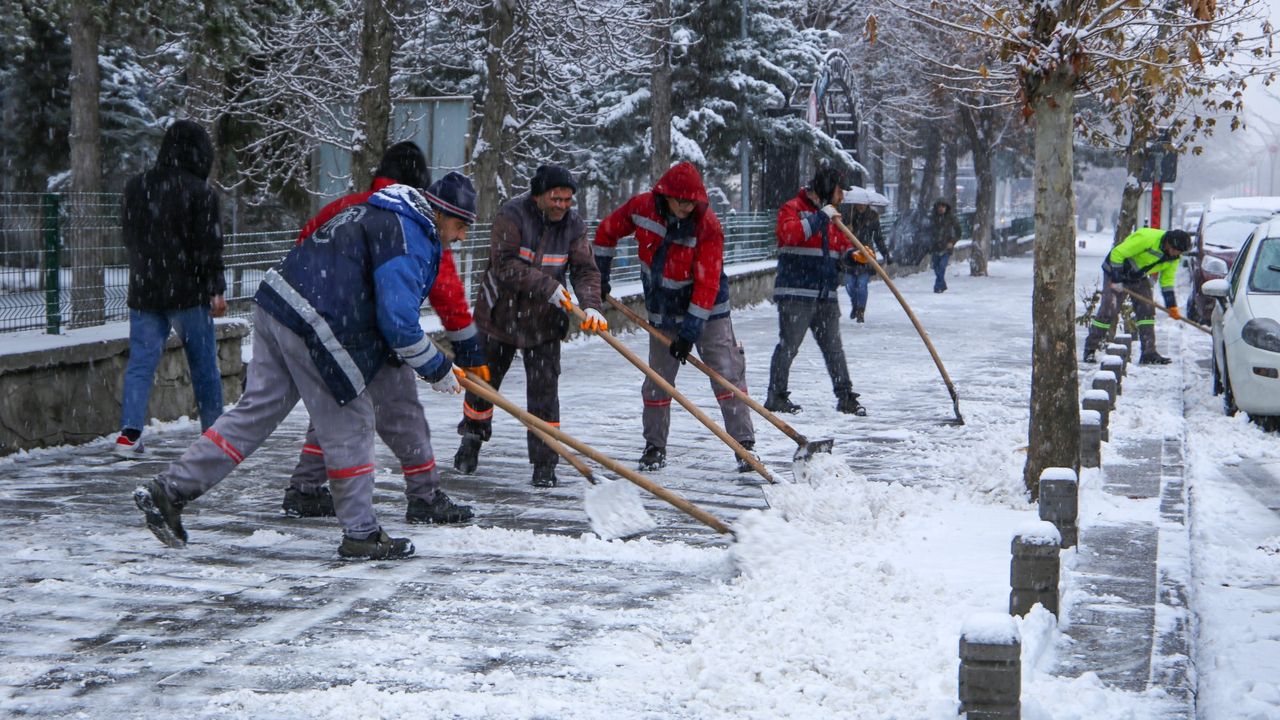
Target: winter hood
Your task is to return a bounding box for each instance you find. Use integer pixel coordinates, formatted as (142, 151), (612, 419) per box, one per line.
(157, 119), (214, 180)
(653, 162), (709, 205)
(369, 184), (439, 237)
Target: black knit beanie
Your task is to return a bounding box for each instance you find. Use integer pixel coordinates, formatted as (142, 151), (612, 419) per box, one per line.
(374, 141), (431, 190)
(530, 164), (577, 195)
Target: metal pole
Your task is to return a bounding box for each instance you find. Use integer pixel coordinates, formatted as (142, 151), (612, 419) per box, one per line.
(43, 193), (62, 335)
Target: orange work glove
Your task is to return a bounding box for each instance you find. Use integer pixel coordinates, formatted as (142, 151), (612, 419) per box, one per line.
(1167, 306), (1182, 321)
(580, 308), (609, 333)
(548, 284), (573, 311)
(463, 365), (491, 382)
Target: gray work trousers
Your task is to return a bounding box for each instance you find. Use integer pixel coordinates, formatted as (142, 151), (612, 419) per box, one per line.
(156, 307), (380, 538)
(642, 315), (755, 449)
(767, 297), (853, 399)
(289, 361), (440, 502)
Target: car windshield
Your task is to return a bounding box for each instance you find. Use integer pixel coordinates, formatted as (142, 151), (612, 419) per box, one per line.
(1250, 238), (1280, 293)
(1203, 214), (1272, 249)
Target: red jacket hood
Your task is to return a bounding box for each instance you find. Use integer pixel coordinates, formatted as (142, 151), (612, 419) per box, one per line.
(653, 162), (709, 204)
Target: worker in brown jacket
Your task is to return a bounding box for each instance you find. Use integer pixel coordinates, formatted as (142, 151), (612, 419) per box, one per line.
(453, 164), (607, 488)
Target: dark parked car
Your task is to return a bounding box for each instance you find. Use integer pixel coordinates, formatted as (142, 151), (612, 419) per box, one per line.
(1186, 196), (1280, 323)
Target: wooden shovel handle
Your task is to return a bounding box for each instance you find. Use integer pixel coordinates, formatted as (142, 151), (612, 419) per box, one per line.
(1112, 284), (1212, 335)
(605, 295), (809, 447)
(831, 217), (963, 415)
(567, 303), (775, 483)
(456, 371), (733, 535)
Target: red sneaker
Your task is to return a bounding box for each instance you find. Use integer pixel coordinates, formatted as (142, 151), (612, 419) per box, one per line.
(114, 433), (145, 458)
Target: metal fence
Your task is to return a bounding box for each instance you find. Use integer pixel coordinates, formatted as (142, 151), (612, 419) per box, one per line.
(0, 193), (780, 336)
(1, 191), (1029, 336)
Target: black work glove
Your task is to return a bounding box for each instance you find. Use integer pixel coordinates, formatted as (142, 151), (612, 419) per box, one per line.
(669, 336), (693, 364)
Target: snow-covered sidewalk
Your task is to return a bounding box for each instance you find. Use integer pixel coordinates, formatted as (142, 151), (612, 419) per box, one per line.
(0, 243), (1274, 719)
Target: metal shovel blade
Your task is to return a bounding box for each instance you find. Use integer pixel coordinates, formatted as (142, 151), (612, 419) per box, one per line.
(583, 478), (658, 540)
(792, 437), (834, 462)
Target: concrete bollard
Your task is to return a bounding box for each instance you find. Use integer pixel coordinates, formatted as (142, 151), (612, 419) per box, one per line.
(1100, 357), (1124, 395)
(959, 613), (1022, 720)
(1038, 467), (1079, 548)
(1113, 332), (1133, 352)
(1080, 410), (1102, 469)
(1092, 371), (1118, 408)
(1105, 342), (1130, 366)
(1101, 352), (1126, 379)
(1010, 521), (1061, 617)
(1082, 389), (1111, 441)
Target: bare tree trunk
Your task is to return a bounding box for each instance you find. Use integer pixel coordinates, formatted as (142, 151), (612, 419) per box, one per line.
(473, 0), (516, 222)
(918, 126), (942, 210)
(1114, 134), (1145, 245)
(895, 145), (914, 216)
(1023, 75), (1080, 497)
(351, 0), (395, 193)
(959, 106), (993, 276)
(68, 0), (103, 329)
(871, 123), (886, 193)
(649, 0), (672, 183)
(943, 134), (959, 202)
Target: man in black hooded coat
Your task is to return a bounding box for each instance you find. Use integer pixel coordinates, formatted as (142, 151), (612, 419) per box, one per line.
(114, 120), (227, 457)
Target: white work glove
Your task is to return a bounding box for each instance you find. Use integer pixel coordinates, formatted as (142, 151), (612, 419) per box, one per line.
(821, 205), (839, 219)
(430, 367), (464, 394)
(580, 307), (608, 333)
(548, 284), (572, 310)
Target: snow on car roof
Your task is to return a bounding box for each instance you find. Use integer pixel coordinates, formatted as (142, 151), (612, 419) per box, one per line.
(1206, 196), (1280, 213)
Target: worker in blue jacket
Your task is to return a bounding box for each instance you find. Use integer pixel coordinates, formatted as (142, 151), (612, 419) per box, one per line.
(132, 184), (461, 561)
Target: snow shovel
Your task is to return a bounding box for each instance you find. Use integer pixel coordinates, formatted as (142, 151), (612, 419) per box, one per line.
(517, 404), (657, 540)
(1112, 284), (1212, 335)
(454, 370), (733, 537)
(565, 303), (776, 484)
(606, 295), (834, 463)
(832, 217), (965, 425)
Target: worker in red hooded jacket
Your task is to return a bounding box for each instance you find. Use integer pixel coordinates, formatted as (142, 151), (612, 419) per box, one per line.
(593, 162), (757, 474)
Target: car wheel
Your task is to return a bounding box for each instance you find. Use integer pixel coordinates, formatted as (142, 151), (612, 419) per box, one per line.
(1222, 354), (1238, 417)
(1211, 352), (1223, 396)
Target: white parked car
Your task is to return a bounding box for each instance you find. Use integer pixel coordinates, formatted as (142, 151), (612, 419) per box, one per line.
(1202, 217), (1280, 426)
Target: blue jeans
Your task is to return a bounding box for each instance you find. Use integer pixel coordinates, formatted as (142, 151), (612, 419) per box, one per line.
(121, 306), (224, 433)
(931, 251), (951, 292)
(844, 271), (871, 311)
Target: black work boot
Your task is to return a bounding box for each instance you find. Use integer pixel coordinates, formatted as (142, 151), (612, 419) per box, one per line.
(133, 480), (188, 548)
(836, 392), (867, 416)
(453, 434), (482, 475)
(764, 391), (802, 414)
(338, 528), (415, 560)
(282, 487), (336, 518)
(1138, 326), (1171, 365)
(531, 464), (559, 488)
(855, 309), (865, 323)
(638, 444), (666, 471)
(734, 441), (760, 474)
(406, 491), (474, 524)
(1082, 348), (1097, 363)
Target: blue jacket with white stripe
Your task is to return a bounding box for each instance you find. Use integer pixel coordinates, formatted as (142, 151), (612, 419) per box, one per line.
(774, 189), (855, 302)
(254, 185), (452, 405)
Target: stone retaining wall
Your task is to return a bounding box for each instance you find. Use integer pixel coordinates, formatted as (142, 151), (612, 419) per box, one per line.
(0, 319), (250, 455)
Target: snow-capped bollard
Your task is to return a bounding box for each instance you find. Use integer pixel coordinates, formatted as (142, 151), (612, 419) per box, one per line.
(1101, 352), (1126, 379)
(1105, 342), (1130, 367)
(1113, 332), (1133, 352)
(1092, 371), (1118, 408)
(1038, 468), (1079, 549)
(1010, 521), (1061, 617)
(1100, 357), (1124, 395)
(959, 613), (1022, 720)
(1080, 410), (1102, 469)
(1082, 389), (1111, 441)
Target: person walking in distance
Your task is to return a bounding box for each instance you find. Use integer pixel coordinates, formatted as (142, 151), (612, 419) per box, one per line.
(593, 161), (757, 473)
(452, 164), (608, 488)
(281, 150), (485, 526)
(1082, 227), (1191, 365)
(133, 181), (466, 561)
(925, 199), (961, 293)
(114, 119), (227, 457)
(764, 164), (866, 417)
(843, 201), (891, 323)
